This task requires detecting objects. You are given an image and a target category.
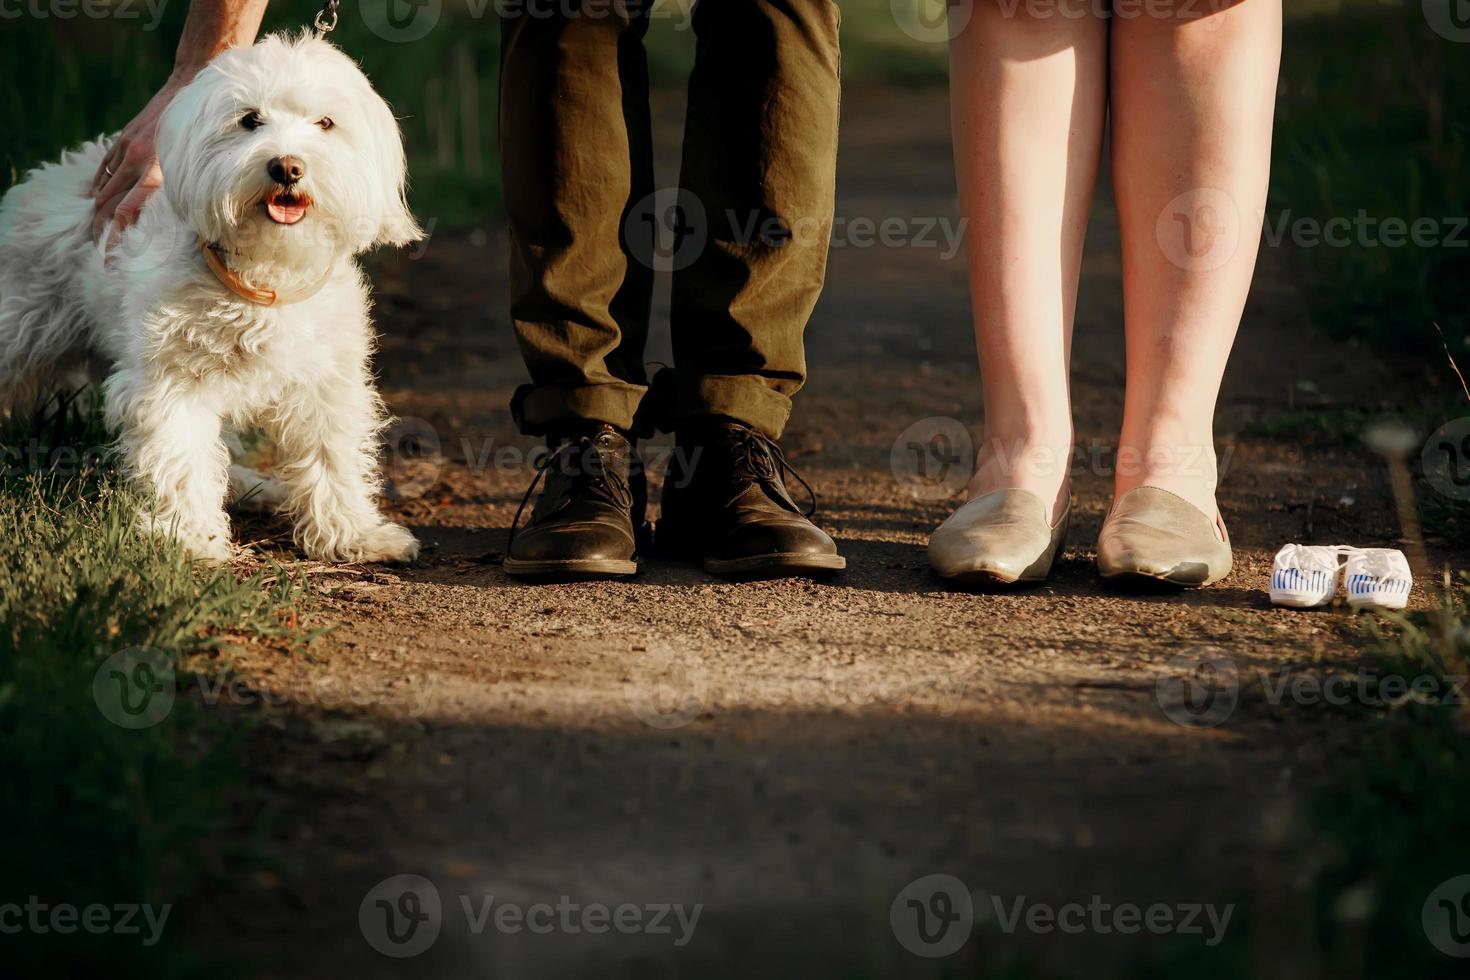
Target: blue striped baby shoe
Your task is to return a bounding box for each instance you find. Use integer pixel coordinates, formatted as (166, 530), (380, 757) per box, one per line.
(1269, 544), (1343, 608)
(1344, 547), (1413, 611)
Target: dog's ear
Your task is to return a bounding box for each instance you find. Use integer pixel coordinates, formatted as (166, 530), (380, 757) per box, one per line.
(376, 191), (424, 249)
(156, 68), (237, 240)
(365, 94), (424, 249)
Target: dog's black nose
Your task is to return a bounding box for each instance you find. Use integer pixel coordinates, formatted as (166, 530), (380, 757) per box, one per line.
(267, 155), (306, 185)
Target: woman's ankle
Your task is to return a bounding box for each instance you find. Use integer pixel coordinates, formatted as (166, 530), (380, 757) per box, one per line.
(966, 433), (1073, 524)
(1112, 441), (1220, 519)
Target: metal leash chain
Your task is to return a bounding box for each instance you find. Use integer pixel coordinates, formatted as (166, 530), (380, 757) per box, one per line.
(314, 0), (340, 35)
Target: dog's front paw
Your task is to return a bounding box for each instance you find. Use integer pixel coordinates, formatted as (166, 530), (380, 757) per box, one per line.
(357, 522), (420, 563)
(138, 514), (236, 566)
(180, 531), (242, 566)
(190, 539), (239, 566)
(306, 522), (419, 564)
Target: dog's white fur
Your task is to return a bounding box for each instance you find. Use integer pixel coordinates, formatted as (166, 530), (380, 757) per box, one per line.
(0, 33), (422, 564)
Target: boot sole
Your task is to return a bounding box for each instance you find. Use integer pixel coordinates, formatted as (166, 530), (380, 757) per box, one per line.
(702, 552), (847, 578)
(502, 557), (639, 579)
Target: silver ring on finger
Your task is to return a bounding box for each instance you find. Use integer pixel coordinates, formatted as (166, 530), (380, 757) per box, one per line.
(104, 164), (116, 177)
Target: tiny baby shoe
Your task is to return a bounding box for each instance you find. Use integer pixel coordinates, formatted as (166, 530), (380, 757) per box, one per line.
(1343, 547), (1413, 611)
(1269, 543), (1343, 609)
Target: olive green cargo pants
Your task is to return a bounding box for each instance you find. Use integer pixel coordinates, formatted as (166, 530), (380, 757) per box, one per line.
(499, 0), (841, 440)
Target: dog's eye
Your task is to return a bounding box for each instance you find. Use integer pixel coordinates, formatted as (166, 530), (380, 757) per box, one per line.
(317, 117), (334, 131)
(240, 110), (264, 131)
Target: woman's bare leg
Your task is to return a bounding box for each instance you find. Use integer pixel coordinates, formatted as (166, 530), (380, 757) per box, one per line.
(1109, 0), (1282, 518)
(948, 1), (1109, 524)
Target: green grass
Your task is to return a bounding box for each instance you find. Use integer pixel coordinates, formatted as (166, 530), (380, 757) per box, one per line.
(1273, 4), (1469, 358)
(1, 2), (502, 227)
(1244, 404), (1375, 444)
(1290, 581), (1470, 979)
(0, 392), (311, 974)
(1145, 578), (1470, 980)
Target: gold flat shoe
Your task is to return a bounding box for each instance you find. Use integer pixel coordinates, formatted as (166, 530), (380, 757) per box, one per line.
(928, 489), (1070, 585)
(1096, 486), (1232, 587)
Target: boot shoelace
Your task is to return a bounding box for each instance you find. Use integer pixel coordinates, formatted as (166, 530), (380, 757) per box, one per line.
(725, 426), (819, 519)
(506, 435), (633, 552)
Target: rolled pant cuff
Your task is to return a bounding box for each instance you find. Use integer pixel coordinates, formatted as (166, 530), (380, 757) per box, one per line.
(667, 371), (793, 440)
(511, 382), (649, 438)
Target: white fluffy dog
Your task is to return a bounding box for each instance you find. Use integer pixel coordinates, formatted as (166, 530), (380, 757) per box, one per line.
(0, 32), (422, 564)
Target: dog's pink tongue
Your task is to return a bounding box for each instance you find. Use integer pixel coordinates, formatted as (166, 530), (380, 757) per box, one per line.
(266, 197), (308, 225)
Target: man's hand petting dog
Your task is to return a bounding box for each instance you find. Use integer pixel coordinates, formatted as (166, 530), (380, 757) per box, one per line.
(90, 79), (181, 250)
(91, 0), (271, 248)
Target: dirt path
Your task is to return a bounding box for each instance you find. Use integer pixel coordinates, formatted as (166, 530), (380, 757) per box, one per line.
(203, 89), (1451, 978)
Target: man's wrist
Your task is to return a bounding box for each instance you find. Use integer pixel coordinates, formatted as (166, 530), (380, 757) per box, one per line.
(166, 1), (270, 87)
(166, 57), (216, 87)
(169, 37), (250, 85)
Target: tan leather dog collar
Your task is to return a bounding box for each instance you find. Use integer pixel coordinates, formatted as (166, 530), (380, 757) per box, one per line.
(200, 241), (331, 307)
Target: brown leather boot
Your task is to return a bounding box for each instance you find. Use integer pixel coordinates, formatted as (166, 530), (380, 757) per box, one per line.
(658, 417), (844, 578)
(504, 422), (648, 579)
